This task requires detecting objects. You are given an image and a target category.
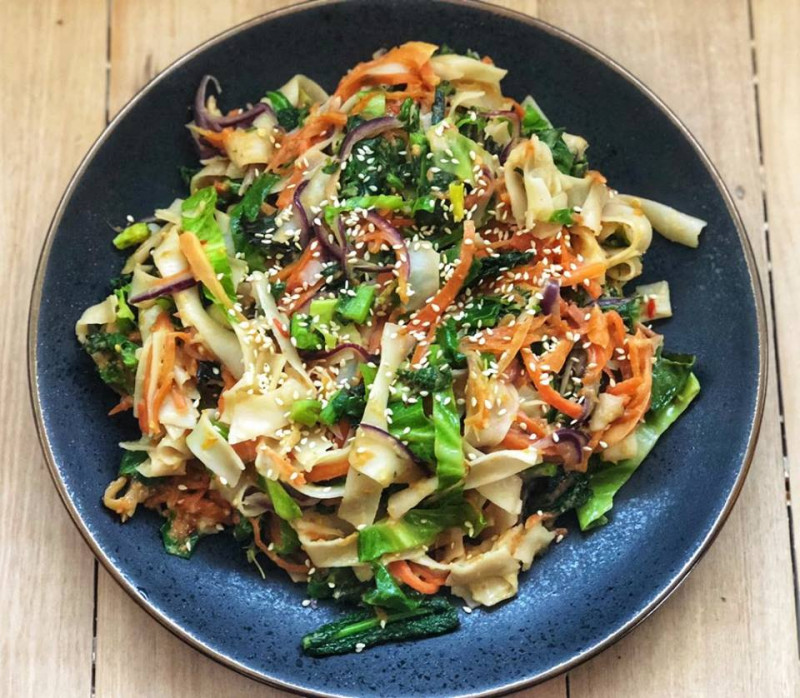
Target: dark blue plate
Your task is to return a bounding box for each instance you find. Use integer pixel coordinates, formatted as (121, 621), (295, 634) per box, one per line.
(29, 1), (766, 696)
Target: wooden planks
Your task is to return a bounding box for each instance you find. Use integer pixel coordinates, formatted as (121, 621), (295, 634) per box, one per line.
(538, 0), (800, 695)
(14, 1), (793, 697)
(752, 0), (800, 588)
(0, 1), (107, 696)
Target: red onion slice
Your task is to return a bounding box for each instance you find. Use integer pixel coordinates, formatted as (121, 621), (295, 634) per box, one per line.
(364, 211), (410, 284)
(215, 101), (275, 129)
(338, 116), (402, 161)
(541, 279), (561, 315)
(129, 272), (198, 304)
(359, 424), (418, 465)
(300, 343), (378, 363)
(539, 428), (589, 469)
(292, 180), (311, 247)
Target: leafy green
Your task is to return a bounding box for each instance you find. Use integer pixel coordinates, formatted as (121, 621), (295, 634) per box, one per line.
(324, 195), (405, 226)
(649, 353), (696, 413)
(360, 92), (386, 119)
(83, 331), (140, 394)
(520, 102), (551, 134)
(273, 518), (301, 555)
(339, 135), (415, 198)
(290, 314), (324, 351)
(362, 563), (420, 611)
(181, 187), (235, 304)
(577, 373), (700, 530)
(358, 496), (485, 561)
(520, 104), (587, 176)
(307, 568), (367, 604)
(269, 281), (286, 300)
(436, 318), (466, 368)
(464, 250), (534, 288)
(266, 91), (306, 130)
(399, 97), (420, 131)
(460, 296), (518, 329)
(549, 208), (575, 226)
(431, 81), (454, 124)
(117, 450), (159, 485)
(397, 364), (453, 393)
(160, 517), (198, 559)
(319, 383), (367, 425)
(112, 222), (150, 250)
(232, 517), (253, 542)
(290, 399), (323, 426)
(114, 286), (136, 333)
(301, 597), (459, 657)
(262, 478), (302, 521)
(336, 285), (376, 324)
(228, 173), (281, 271)
(388, 400), (436, 464)
(432, 382), (464, 490)
(118, 450), (148, 477)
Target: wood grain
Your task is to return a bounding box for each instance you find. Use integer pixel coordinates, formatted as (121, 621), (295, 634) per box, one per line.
(5, 0), (791, 697)
(537, 1), (800, 694)
(752, 0), (800, 585)
(0, 0), (107, 696)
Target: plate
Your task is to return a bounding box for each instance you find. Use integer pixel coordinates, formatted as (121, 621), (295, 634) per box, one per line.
(29, 1), (766, 696)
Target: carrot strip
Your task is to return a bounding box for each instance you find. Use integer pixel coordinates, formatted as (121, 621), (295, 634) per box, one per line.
(281, 278), (325, 316)
(513, 411), (549, 438)
(275, 167), (306, 210)
(334, 42), (438, 102)
(498, 427), (537, 451)
(305, 458), (350, 483)
(178, 232), (243, 320)
(560, 261), (606, 287)
(232, 439), (258, 463)
(408, 221), (476, 334)
(496, 313), (535, 373)
(250, 517), (310, 575)
(268, 111), (347, 171)
(108, 395), (133, 416)
(520, 346), (584, 420)
(387, 560), (442, 594)
(410, 321), (438, 367)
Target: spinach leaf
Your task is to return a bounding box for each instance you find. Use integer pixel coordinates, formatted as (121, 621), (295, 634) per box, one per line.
(649, 352), (696, 413)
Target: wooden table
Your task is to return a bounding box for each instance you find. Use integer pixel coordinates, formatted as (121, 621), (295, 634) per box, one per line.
(3, 1), (798, 696)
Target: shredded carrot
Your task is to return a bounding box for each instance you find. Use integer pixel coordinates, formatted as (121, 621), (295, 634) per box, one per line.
(257, 442), (307, 485)
(179, 232), (244, 320)
(251, 516), (310, 575)
(496, 313), (534, 373)
(232, 439), (258, 463)
(305, 457), (351, 483)
(560, 261), (606, 287)
(268, 111), (347, 171)
(334, 42), (439, 102)
(408, 220), (476, 336)
(513, 411), (549, 438)
(387, 560), (443, 594)
(108, 395), (133, 416)
(410, 321), (438, 367)
(280, 239), (321, 292)
(276, 164), (308, 210)
(520, 345), (584, 420)
(281, 278), (325, 316)
(192, 126), (232, 149)
(498, 427), (537, 451)
(149, 332), (176, 430)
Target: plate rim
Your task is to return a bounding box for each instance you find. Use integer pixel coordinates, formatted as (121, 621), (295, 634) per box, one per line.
(27, 1), (768, 696)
